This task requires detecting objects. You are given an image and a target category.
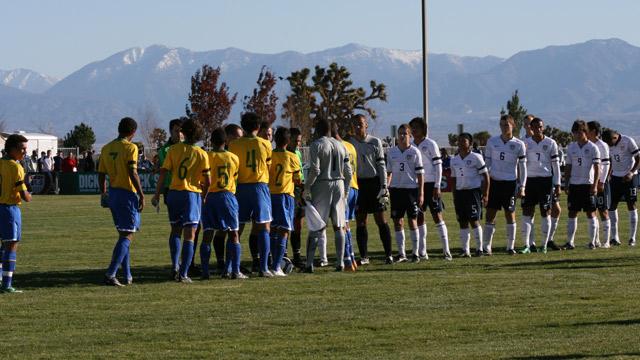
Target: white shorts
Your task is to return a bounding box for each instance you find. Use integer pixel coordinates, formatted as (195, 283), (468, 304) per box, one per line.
(311, 180), (346, 228)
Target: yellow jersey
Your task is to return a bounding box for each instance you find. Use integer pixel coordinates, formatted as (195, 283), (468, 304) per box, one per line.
(342, 140), (359, 190)
(207, 150), (239, 194)
(162, 143), (210, 193)
(98, 138), (139, 192)
(269, 149), (301, 196)
(0, 158), (28, 205)
(229, 136), (272, 184)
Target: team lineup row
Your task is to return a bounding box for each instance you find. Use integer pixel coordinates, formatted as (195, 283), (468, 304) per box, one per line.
(0, 113), (637, 291)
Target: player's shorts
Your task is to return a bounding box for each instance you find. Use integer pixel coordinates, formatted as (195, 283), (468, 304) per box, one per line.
(346, 187), (358, 221)
(522, 177), (553, 212)
(390, 187), (420, 219)
(167, 190), (202, 227)
(0, 204), (21, 241)
(453, 188), (483, 222)
(311, 180), (346, 228)
(487, 179), (517, 212)
(421, 182), (444, 214)
(202, 191), (239, 232)
(236, 182), (272, 224)
(609, 176), (638, 210)
(356, 177), (386, 214)
(596, 181), (611, 212)
(567, 184), (597, 212)
(108, 187), (141, 233)
(271, 193), (295, 231)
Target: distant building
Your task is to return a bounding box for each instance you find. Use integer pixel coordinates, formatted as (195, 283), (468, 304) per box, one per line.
(0, 131), (58, 155)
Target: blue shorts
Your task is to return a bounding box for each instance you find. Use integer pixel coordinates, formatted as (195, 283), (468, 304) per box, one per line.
(236, 183), (272, 224)
(108, 187), (141, 233)
(202, 191), (239, 231)
(271, 194), (295, 231)
(346, 188), (358, 221)
(0, 205), (21, 241)
(167, 190), (202, 227)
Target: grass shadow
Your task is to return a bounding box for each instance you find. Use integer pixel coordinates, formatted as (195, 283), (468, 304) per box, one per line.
(498, 257), (639, 270)
(571, 318), (640, 327)
(505, 353), (640, 360)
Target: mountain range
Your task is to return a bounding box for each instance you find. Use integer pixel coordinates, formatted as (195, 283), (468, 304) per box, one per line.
(1, 38), (639, 144)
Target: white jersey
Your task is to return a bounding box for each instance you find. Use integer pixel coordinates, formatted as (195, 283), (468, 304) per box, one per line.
(387, 145), (424, 189)
(524, 136), (559, 178)
(485, 135), (526, 181)
(593, 139), (610, 183)
(450, 152), (488, 190)
(566, 141), (601, 185)
(413, 137), (442, 183)
(609, 135), (639, 177)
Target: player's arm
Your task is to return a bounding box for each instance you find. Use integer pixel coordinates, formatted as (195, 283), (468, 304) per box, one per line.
(416, 173), (424, 208)
(292, 155), (302, 186)
(16, 168), (31, 203)
(304, 143), (320, 196)
(375, 139), (388, 193)
(128, 163), (144, 211)
(481, 171), (490, 207)
(627, 144), (640, 182)
(551, 146), (561, 198)
(598, 150), (610, 192)
(591, 159), (600, 195)
(450, 165), (457, 202)
(517, 147), (527, 197)
(484, 145), (492, 171)
(433, 149), (443, 199)
(342, 150), (352, 197)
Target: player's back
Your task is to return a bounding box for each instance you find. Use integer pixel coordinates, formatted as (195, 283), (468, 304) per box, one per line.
(208, 150), (239, 194)
(269, 150), (300, 195)
(229, 136), (272, 184)
(311, 136), (348, 181)
(163, 143), (209, 193)
(0, 158), (26, 205)
(414, 137), (442, 182)
(342, 140), (358, 189)
(610, 135), (639, 176)
(98, 138), (138, 193)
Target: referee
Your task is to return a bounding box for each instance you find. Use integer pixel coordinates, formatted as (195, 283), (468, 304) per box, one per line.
(349, 114), (394, 264)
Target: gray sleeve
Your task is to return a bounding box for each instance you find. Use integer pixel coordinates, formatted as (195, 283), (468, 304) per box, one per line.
(305, 142), (320, 193)
(375, 138), (387, 187)
(342, 146), (352, 193)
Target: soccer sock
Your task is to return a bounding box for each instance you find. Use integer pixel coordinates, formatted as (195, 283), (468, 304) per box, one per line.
(212, 233), (226, 267)
(274, 235), (288, 272)
(356, 225), (368, 258)
(395, 230), (406, 257)
(506, 223), (516, 251)
(409, 229), (419, 257)
(549, 216), (560, 242)
(418, 224), (427, 257)
(567, 217), (578, 246)
(334, 229), (345, 268)
(529, 217), (536, 246)
(232, 242), (242, 274)
(541, 216), (551, 247)
(483, 223), (495, 252)
(437, 222), (451, 255)
(179, 240), (195, 278)
(249, 234), (259, 260)
(269, 231), (281, 270)
(610, 210), (619, 241)
(344, 229), (353, 265)
(521, 216), (533, 248)
(588, 217), (599, 246)
(290, 230), (301, 256)
(306, 231), (319, 268)
(107, 237), (130, 278)
(224, 240), (233, 274)
(258, 229), (270, 273)
(318, 229), (328, 262)
(1, 248), (16, 289)
(169, 234), (181, 271)
(378, 223), (393, 257)
(122, 249), (131, 282)
(630, 210), (638, 241)
(601, 219), (611, 246)
(460, 228), (470, 254)
(200, 241), (211, 277)
(472, 225), (483, 252)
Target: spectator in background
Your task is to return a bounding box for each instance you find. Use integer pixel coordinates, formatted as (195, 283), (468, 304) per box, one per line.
(53, 151), (63, 172)
(61, 152), (78, 173)
(224, 124), (243, 148)
(41, 150), (54, 193)
(441, 148), (451, 169)
(83, 150), (95, 172)
(138, 153), (153, 172)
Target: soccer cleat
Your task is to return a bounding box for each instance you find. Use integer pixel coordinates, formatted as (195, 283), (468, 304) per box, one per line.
(507, 249), (517, 255)
(319, 260), (330, 267)
(104, 275), (124, 287)
(410, 254), (421, 263)
(345, 263), (357, 272)
(259, 270), (274, 278)
(595, 240), (602, 248)
(303, 266), (314, 274)
(293, 254), (304, 268)
(419, 253), (429, 260)
(272, 269), (287, 277)
(124, 278), (133, 286)
(384, 256), (394, 265)
(444, 252), (453, 261)
(219, 272), (231, 279)
(459, 251), (471, 258)
(588, 243), (596, 250)
(547, 241), (561, 251)
(178, 276), (193, 283)
(171, 269), (179, 281)
(474, 249), (484, 257)
(611, 238), (622, 246)
(519, 247), (531, 254)
(359, 257), (370, 265)
(562, 242), (575, 250)
(601, 242), (611, 249)
(1, 287), (23, 294)
(335, 266), (344, 272)
(530, 244), (538, 253)
(396, 255), (408, 263)
(251, 258), (260, 273)
(230, 272), (248, 279)
(539, 246), (548, 254)
(483, 248), (493, 256)
(629, 239), (636, 247)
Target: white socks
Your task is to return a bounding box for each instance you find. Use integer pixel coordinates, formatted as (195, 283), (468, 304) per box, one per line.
(630, 210), (638, 241)
(521, 216), (532, 247)
(541, 216), (551, 247)
(506, 223), (516, 251)
(549, 216), (559, 243)
(610, 210), (619, 241)
(395, 230), (406, 257)
(601, 219), (611, 246)
(483, 223), (495, 252)
(472, 226), (483, 252)
(588, 217), (599, 246)
(460, 228), (470, 254)
(318, 230), (327, 262)
(437, 222), (450, 255)
(418, 224), (427, 257)
(567, 217), (577, 246)
(409, 229), (419, 256)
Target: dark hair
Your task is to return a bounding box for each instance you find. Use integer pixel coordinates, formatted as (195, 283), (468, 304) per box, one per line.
(224, 123), (242, 137)
(211, 127), (226, 147)
(240, 112), (261, 133)
(408, 117), (427, 132)
(118, 117), (137, 136)
(181, 118), (203, 144)
(274, 127), (290, 147)
(602, 129), (617, 144)
(587, 120), (602, 135)
(330, 122), (339, 139)
(500, 114), (515, 127)
(352, 114), (366, 122)
(260, 120), (271, 131)
(459, 132), (473, 143)
(530, 117), (544, 127)
(169, 118), (184, 131)
(314, 118), (331, 138)
(571, 120), (588, 133)
(289, 127), (301, 139)
(4, 134), (28, 153)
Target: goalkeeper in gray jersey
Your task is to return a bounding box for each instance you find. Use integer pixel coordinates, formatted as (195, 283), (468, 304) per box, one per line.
(304, 118), (352, 272)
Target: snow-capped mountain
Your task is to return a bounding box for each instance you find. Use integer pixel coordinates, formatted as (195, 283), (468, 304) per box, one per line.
(0, 68), (58, 93)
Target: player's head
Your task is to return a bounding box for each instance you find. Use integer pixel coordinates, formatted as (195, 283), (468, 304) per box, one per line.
(587, 120), (602, 141)
(314, 117), (331, 138)
(523, 114), (535, 136)
(211, 127), (226, 149)
(258, 121), (272, 142)
(4, 134), (28, 161)
(353, 114), (367, 138)
(601, 128), (619, 146)
(397, 124), (412, 147)
(330, 122), (341, 140)
(571, 120), (589, 142)
(118, 117), (138, 138)
(499, 114), (515, 137)
(409, 117), (427, 139)
(274, 127), (290, 149)
(240, 112), (261, 134)
(180, 118), (203, 144)
(168, 118), (184, 142)
(457, 132), (473, 152)
(224, 123), (243, 145)
(530, 117), (545, 138)
(289, 127), (302, 149)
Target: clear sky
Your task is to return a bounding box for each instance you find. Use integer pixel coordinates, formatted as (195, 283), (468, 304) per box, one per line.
(3, 0), (640, 78)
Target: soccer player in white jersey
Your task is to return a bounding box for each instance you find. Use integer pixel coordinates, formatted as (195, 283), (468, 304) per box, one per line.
(520, 114), (538, 249)
(483, 114), (527, 255)
(409, 117), (452, 261)
(451, 133), (490, 257)
(387, 124), (424, 262)
(520, 118), (562, 254)
(602, 129), (640, 247)
(563, 120), (601, 249)
(587, 121), (611, 248)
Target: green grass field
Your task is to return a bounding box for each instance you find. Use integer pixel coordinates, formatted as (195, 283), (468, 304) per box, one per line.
(3, 194), (640, 359)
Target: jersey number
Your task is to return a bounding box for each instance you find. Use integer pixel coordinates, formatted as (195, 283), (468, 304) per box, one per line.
(246, 150), (257, 172)
(499, 152), (505, 161)
(577, 158), (583, 166)
(614, 154), (621, 162)
(536, 153), (541, 161)
(217, 165), (229, 189)
(458, 167), (464, 177)
(178, 157), (191, 180)
(109, 152), (118, 160)
(275, 164), (284, 186)
(399, 163), (405, 172)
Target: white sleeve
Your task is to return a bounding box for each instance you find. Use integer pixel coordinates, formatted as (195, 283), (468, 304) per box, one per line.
(484, 144), (492, 170)
(477, 156), (488, 174)
(517, 143), (527, 187)
(551, 142), (561, 186)
(415, 150), (424, 175)
(600, 145), (610, 183)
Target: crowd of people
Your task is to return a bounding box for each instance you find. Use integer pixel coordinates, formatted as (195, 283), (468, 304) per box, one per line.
(0, 111), (638, 291)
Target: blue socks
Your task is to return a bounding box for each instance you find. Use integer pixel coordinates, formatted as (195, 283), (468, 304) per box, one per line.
(200, 241), (212, 277)
(232, 242), (242, 274)
(258, 229), (270, 273)
(169, 234), (181, 271)
(179, 240), (194, 278)
(344, 229), (353, 267)
(1, 247), (16, 289)
(107, 237), (130, 278)
(122, 251), (132, 282)
(270, 232), (287, 272)
(225, 240), (234, 274)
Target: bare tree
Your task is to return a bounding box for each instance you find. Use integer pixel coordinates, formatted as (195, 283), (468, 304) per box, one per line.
(139, 105), (160, 149)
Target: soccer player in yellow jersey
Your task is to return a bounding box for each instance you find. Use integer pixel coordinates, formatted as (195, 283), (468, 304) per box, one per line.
(269, 128), (301, 276)
(0, 134), (32, 293)
(153, 119), (211, 283)
(228, 112), (273, 277)
(98, 117), (144, 287)
(200, 128), (246, 279)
